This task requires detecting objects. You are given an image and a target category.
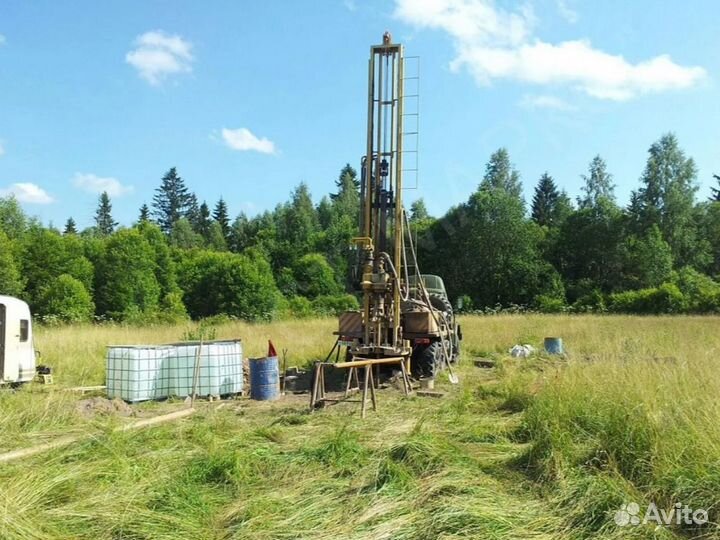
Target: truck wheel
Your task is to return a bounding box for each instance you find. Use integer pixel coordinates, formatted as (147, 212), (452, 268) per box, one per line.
(416, 341), (442, 378)
(428, 293), (452, 314)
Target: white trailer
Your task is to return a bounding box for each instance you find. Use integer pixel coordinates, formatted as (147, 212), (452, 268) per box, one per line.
(0, 295), (36, 384)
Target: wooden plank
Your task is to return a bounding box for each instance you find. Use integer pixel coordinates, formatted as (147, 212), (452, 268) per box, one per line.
(416, 390), (445, 398)
(329, 357), (407, 369)
(0, 407), (196, 464)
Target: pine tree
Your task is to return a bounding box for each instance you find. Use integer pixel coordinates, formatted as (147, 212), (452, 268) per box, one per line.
(197, 201), (212, 240)
(186, 193), (200, 231)
(332, 163), (359, 199)
(711, 174), (720, 202)
(531, 173), (560, 227)
(579, 155), (615, 209)
(95, 191), (117, 236)
(152, 167), (193, 233)
(63, 217), (77, 235)
(138, 203), (151, 224)
(480, 148), (523, 200)
(213, 198), (230, 239)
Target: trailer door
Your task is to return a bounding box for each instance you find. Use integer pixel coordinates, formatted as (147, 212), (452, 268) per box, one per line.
(0, 304), (5, 381)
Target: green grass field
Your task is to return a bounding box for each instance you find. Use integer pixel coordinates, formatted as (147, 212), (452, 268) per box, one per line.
(0, 315), (717, 539)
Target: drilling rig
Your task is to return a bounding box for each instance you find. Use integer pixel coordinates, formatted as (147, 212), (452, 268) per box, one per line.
(337, 32), (461, 379)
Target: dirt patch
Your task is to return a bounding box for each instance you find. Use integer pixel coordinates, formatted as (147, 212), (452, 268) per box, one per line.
(76, 397), (134, 418)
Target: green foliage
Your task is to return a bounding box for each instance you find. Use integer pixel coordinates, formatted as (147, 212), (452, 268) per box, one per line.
(286, 296), (314, 318)
(152, 167), (194, 233)
(293, 253), (339, 299)
(480, 147), (523, 200)
(578, 155), (615, 209)
(63, 218), (77, 235)
(0, 230), (24, 297)
(310, 294), (359, 316)
(20, 227), (94, 308)
(531, 173), (562, 227)
(95, 229), (161, 319)
(206, 221), (227, 251)
(553, 197), (625, 300)
(194, 201), (212, 239)
(212, 198), (230, 240)
(571, 289), (605, 313)
(621, 224), (673, 289)
(178, 250), (279, 320)
(672, 266), (720, 313)
(94, 191), (117, 236)
(276, 267), (298, 297)
(607, 283), (685, 314)
(629, 133), (704, 268)
(533, 295), (566, 313)
(169, 217), (203, 249)
(36, 274), (94, 322)
(420, 186), (552, 307)
(455, 294), (474, 313)
(138, 203), (151, 224)
(5, 144), (720, 320)
(181, 319), (219, 341)
(0, 195), (28, 240)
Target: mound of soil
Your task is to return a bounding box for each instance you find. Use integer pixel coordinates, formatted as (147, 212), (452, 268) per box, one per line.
(76, 397), (134, 418)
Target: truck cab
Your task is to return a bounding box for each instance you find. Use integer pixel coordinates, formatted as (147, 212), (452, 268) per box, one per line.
(0, 296), (36, 384)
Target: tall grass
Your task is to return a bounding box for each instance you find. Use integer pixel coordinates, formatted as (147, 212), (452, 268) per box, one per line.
(0, 315), (716, 539)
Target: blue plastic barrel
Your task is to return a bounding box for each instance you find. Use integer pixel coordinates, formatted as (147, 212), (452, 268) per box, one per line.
(249, 356), (280, 400)
(544, 337), (564, 355)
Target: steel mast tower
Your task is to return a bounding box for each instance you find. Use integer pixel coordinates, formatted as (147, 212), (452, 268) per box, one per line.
(352, 31), (411, 364)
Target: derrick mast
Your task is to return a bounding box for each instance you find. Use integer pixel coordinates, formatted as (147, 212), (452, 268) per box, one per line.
(353, 31), (410, 362)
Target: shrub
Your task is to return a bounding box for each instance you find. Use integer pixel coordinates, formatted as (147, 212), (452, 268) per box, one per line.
(293, 253), (339, 299)
(178, 250), (279, 321)
(36, 274), (94, 323)
(311, 294), (359, 316)
(533, 294), (566, 313)
(287, 296), (314, 319)
(608, 283), (686, 314)
(571, 289), (605, 313)
(672, 267), (720, 313)
(95, 229), (161, 319)
(455, 294), (474, 313)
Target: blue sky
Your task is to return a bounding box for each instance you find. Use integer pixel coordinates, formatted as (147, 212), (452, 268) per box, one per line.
(1, 0), (718, 228)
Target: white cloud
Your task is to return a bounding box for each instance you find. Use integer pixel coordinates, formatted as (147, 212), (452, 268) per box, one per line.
(0, 183), (53, 204)
(0, 34), (6, 45)
(343, 0), (357, 11)
(0, 142), (5, 156)
(520, 94), (575, 111)
(394, 0), (705, 101)
(72, 173), (133, 197)
(556, 0), (578, 24)
(221, 128), (276, 154)
(125, 30), (193, 85)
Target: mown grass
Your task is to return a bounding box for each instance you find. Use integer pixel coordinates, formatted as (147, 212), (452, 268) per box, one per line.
(0, 315), (717, 539)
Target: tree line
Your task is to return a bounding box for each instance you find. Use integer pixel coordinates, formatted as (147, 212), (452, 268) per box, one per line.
(417, 133), (720, 314)
(0, 131), (719, 323)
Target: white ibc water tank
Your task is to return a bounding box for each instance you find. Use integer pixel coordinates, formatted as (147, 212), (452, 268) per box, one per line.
(106, 340), (243, 403)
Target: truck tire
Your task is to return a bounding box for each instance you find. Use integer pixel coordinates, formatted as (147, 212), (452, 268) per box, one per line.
(415, 341), (442, 378)
(428, 293), (452, 314)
